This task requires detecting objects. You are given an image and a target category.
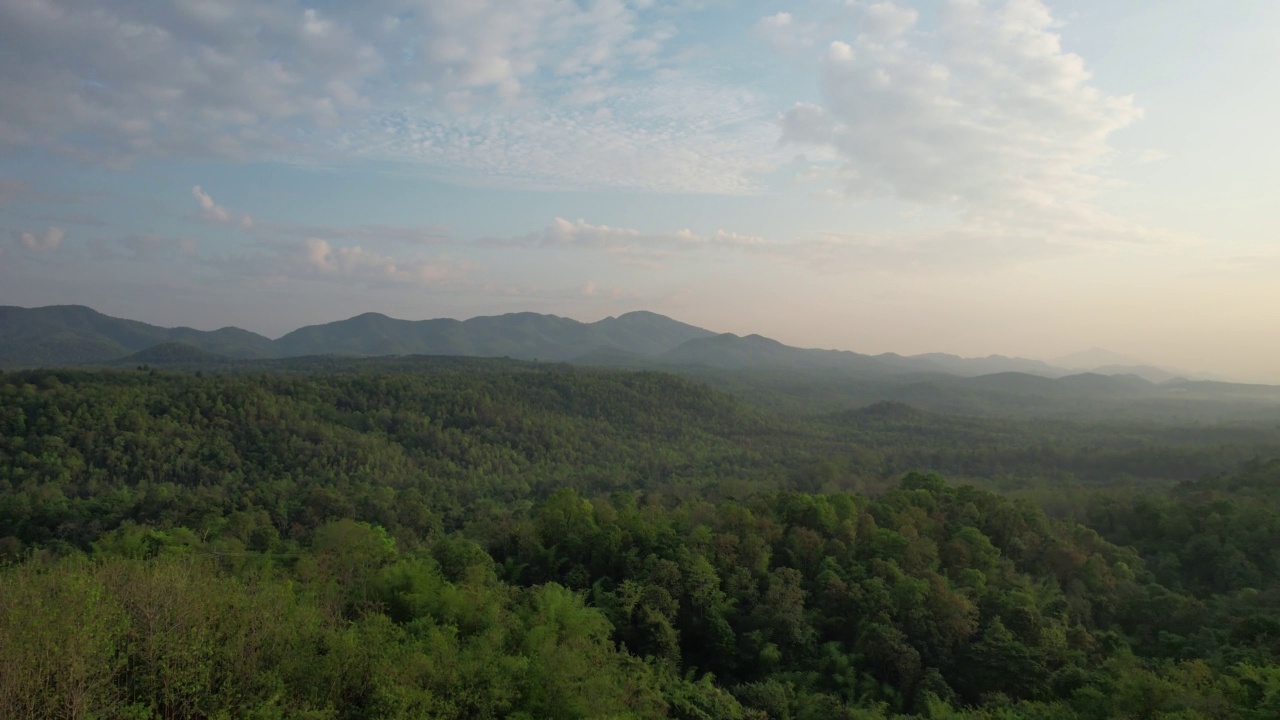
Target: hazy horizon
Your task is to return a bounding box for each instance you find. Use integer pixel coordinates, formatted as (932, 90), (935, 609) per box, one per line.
(1, 300), (1247, 383)
(3, 1), (1278, 382)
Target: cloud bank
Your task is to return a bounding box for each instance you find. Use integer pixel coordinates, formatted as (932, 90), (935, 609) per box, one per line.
(0, 0), (764, 191)
(782, 1), (1141, 209)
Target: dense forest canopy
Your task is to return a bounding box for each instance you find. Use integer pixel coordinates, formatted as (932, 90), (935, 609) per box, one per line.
(4, 360), (1280, 719)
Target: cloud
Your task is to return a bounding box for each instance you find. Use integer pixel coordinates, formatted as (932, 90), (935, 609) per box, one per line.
(192, 186), (253, 228)
(88, 233), (199, 261)
(490, 210), (1175, 276)
(292, 238), (471, 287)
(0, 1), (782, 193)
(362, 72), (784, 193)
(17, 213), (105, 227)
(860, 1), (919, 40)
(267, 222), (451, 246)
(17, 226), (65, 252)
(754, 11), (817, 53)
(489, 217), (769, 268)
(540, 216), (701, 249)
(0, 0), (679, 169)
(781, 0), (1141, 213)
(1137, 149), (1171, 164)
(0, 0), (380, 163)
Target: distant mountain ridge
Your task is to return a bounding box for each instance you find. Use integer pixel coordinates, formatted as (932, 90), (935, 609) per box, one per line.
(0, 304), (1220, 385)
(0, 305), (275, 367)
(273, 309), (716, 360)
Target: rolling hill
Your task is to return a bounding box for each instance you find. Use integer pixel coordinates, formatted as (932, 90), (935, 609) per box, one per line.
(272, 309), (716, 360)
(0, 304), (1246, 419)
(0, 305), (275, 367)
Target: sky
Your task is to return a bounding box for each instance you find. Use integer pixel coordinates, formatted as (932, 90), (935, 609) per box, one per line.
(1, 0), (1278, 381)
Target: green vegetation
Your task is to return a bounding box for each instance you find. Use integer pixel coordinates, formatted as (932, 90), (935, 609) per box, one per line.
(0, 305), (275, 366)
(4, 361), (1280, 718)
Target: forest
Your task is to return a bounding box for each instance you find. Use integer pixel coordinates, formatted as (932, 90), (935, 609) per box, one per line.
(4, 359), (1280, 719)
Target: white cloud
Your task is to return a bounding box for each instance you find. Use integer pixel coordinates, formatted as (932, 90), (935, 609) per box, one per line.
(0, 0), (380, 163)
(1137, 149), (1171, 164)
(0, 0), (786, 193)
(17, 226), (65, 251)
(0, 0), (677, 169)
(296, 238), (469, 287)
(192, 186), (230, 224)
(541, 217), (694, 249)
(861, 1), (919, 41)
(491, 208), (1181, 276)
(492, 217), (776, 269)
(363, 73), (784, 193)
(192, 185), (253, 228)
(755, 11), (817, 53)
(532, 217), (766, 254)
(782, 0), (1142, 216)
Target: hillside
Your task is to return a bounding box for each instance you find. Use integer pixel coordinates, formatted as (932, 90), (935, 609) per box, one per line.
(0, 306), (1254, 411)
(273, 309), (715, 360)
(0, 305), (274, 366)
(5, 363), (1280, 718)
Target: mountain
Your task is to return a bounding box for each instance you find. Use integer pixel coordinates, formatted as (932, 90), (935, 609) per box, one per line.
(0, 305), (718, 367)
(274, 310), (717, 361)
(0, 306), (1242, 407)
(1050, 348), (1219, 383)
(660, 333), (897, 374)
(0, 305), (275, 367)
(590, 311), (715, 354)
(1052, 347), (1148, 370)
(877, 352), (1069, 377)
(1089, 364), (1179, 384)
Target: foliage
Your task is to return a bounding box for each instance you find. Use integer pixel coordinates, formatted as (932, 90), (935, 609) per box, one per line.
(4, 363), (1280, 717)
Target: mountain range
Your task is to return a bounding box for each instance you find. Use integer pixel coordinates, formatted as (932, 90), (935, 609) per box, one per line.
(0, 304), (1208, 384)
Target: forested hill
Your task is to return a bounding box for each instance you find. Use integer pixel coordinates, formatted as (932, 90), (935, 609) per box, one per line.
(272, 309), (716, 359)
(5, 362), (1280, 717)
(5, 360), (1278, 550)
(0, 304), (717, 366)
(0, 304), (276, 365)
(2, 304), (1191, 384)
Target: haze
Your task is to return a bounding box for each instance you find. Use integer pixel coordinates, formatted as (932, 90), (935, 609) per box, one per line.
(1, 0), (1277, 382)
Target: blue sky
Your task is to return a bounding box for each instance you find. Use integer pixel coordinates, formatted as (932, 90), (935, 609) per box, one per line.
(2, 0), (1278, 380)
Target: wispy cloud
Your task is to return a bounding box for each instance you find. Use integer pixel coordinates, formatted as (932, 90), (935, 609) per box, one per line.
(192, 186), (253, 229)
(0, 0), (790, 193)
(264, 222), (451, 246)
(488, 217), (767, 268)
(16, 213), (106, 227)
(210, 236), (476, 290)
(358, 72), (784, 193)
(16, 226), (65, 252)
(88, 233), (199, 262)
(490, 210), (1173, 275)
